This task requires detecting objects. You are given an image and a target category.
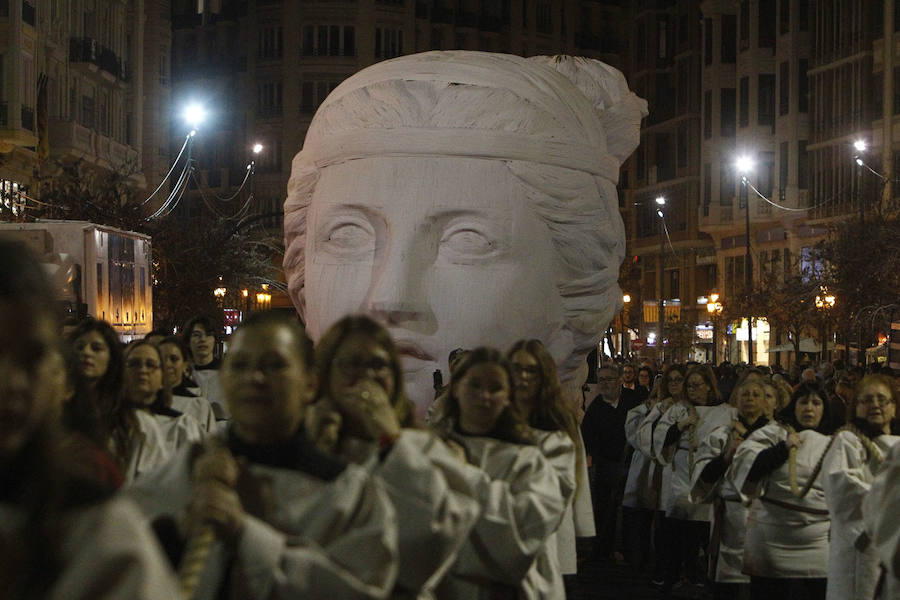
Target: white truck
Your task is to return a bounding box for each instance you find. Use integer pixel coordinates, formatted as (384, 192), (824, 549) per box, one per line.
(0, 220), (152, 340)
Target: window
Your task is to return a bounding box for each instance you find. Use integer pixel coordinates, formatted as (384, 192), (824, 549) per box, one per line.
(704, 18), (712, 65)
(799, 0), (808, 30)
(798, 59), (808, 113)
(677, 124), (687, 168)
(740, 1), (750, 50)
(704, 163), (712, 210)
(758, 74), (775, 126)
(721, 88), (736, 138)
(725, 256), (746, 298)
(779, 61), (789, 116)
(375, 28), (403, 58)
(657, 133), (673, 181)
(758, 151), (775, 199)
(722, 15), (736, 63)
(739, 76), (749, 127)
(658, 17), (668, 60)
(430, 27), (442, 50)
(81, 94), (95, 129)
(667, 269), (680, 299)
(780, 0), (790, 34)
(759, 0), (775, 48)
(779, 141), (789, 193)
(637, 23), (645, 64)
(301, 25), (356, 57)
(257, 81), (282, 117)
(300, 79), (341, 113)
(258, 26), (283, 59)
(636, 144), (645, 180)
(798, 140), (808, 189)
(536, 1), (551, 34)
(704, 90), (712, 139)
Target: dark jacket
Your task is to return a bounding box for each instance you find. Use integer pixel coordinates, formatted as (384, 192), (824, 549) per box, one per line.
(581, 387), (643, 463)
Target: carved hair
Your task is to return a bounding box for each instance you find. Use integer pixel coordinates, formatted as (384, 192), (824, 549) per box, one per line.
(285, 51), (646, 381)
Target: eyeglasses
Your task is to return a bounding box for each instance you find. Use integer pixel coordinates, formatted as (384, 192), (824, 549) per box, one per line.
(334, 357), (392, 376)
(126, 358), (161, 370)
(857, 395), (892, 407)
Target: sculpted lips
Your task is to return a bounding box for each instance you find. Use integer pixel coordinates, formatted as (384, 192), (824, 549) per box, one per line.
(393, 339), (435, 363)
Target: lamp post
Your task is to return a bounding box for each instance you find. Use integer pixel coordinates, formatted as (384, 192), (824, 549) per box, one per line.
(250, 143), (263, 202)
(707, 292), (724, 364)
(736, 155), (755, 364)
(815, 289), (836, 362)
(622, 293), (631, 357)
(854, 139), (866, 223)
(655, 196), (666, 363)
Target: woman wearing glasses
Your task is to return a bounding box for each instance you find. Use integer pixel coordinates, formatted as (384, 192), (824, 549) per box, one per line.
(306, 315), (482, 598)
(120, 340), (204, 482)
(822, 374), (899, 600)
(653, 364), (731, 594)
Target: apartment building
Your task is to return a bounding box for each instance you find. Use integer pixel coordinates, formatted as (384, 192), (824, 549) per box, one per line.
(1, 0), (166, 219)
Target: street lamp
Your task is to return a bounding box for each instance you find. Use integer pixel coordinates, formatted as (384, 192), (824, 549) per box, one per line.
(735, 155), (755, 364)
(183, 103), (207, 132)
(815, 288), (836, 362)
(621, 293), (631, 357)
(853, 139), (867, 222)
(655, 196), (666, 362)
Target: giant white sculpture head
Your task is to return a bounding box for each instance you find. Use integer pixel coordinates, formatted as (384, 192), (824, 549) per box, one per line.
(284, 51), (647, 416)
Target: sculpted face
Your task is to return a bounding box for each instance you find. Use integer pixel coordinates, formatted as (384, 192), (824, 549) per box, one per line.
(305, 156), (565, 412)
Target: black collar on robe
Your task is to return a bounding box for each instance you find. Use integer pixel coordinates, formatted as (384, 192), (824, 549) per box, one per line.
(851, 417), (886, 439)
(738, 414), (769, 434)
(226, 426), (346, 481)
(194, 357), (221, 371)
(171, 381), (199, 397)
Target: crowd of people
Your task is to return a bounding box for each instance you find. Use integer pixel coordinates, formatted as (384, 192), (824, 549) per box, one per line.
(581, 356), (900, 599)
(2, 236), (899, 599)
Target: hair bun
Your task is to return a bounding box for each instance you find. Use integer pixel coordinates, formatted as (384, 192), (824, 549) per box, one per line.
(527, 55), (647, 165)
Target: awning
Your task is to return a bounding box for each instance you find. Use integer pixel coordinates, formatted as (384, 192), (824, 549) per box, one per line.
(767, 338), (835, 353)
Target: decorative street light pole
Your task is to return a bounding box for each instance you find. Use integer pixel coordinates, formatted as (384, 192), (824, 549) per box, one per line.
(854, 139), (867, 223)
(622, 293), (631, 357)
(655, 196), (666, 363)
(815, 288), (836, 362)
(707, 292), (724, 364)
(736, 155), (755, 364)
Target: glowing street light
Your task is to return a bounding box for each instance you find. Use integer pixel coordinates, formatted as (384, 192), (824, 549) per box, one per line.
(853, 139), (867, 153)
(183, 103), (207, 130)
(623, 294), (631, 304)
(252, 143), (264, 155)
(735, 154), (754, 175)
(655, 196), (666, 206)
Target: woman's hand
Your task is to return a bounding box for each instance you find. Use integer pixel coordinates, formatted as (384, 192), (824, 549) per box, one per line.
(678, 412), (699, 432)
(306, 401), (343, 453)
(340, 379), (401, 442)
(786, 432), (802, 450)
(184, 444), (245, 543)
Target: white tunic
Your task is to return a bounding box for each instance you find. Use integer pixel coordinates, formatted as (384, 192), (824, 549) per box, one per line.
(123, 410), (204, 483)
(863, 441), (900, 600)
(622, 402), (656, 509)
(436, 434), (569, 600)
(825, 431), (900, 600)
(337, 429), (483, 599)
(171, 393), (217, 433)
(635, 401), (671, 511)
(689, 423), (750, 583)
(192, 368), (228, 420)
(728, 424), (831, 578)
(531, 429), (594, 576)
(129, 437), (399, 599)
(0, 496), (181, 599)
(653, 402), (733, 520)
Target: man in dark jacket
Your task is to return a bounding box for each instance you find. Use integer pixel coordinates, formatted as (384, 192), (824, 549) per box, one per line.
(581, 364), (643, 560)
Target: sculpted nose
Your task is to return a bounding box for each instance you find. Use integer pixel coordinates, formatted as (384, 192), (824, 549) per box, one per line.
(362, 235), (432, 328)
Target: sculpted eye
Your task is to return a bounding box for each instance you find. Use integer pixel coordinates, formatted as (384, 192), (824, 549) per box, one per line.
(440, 227), (495, 258)
(319, 220), (375, 258)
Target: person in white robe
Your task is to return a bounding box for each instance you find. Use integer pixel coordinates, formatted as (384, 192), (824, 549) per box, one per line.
(129, 311), (398, 599)
(823, 373), (899, 600)
(305, 315), (483, 599)
(121, 340), (205, 483)
(863, 436), (900, 600)
(621, 396), (658, 571)
(727, 382), (836, 600)
(0, 239), (180, 599)
(508, 339), (593, 587)
(690, 379), (771, 600)
(654, 365), (731, 594)
(431, 347), (570, 600)
(158, 336), (217, 432)
(184, 315), (229, 421)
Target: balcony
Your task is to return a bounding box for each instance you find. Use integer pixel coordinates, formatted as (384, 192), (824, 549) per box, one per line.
(20, 106), (34, 131)
(99, 46), (120, 78)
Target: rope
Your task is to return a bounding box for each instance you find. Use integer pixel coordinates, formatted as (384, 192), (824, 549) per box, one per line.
(177, 525), (215, 599)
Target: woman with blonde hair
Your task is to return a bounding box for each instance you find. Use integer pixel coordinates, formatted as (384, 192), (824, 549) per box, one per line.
(432, 347), (570, 599)
(306, 315), (482, 598)
(507, 339), (594, 588)
(822, 374), (899, 599)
